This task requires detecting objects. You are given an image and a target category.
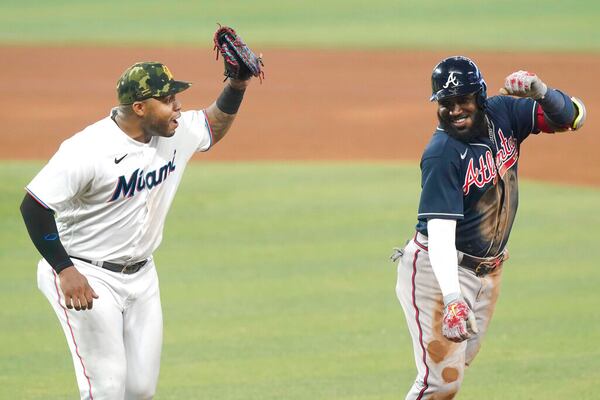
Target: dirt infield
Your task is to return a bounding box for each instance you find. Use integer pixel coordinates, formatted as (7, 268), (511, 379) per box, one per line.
(2, 46), (598, 186)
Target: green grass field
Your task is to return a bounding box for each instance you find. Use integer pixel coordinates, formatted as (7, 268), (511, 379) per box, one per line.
(1, 0), (599, 51)
(1, 162), (599, 399)
(2, 1), (600, 398)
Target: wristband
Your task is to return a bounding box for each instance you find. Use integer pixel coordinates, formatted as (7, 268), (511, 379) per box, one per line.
(216, 85), (245, 114)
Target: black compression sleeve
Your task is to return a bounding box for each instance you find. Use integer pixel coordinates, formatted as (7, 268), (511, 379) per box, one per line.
(216, 85), (245, 114)
(20, 193), (73, 273)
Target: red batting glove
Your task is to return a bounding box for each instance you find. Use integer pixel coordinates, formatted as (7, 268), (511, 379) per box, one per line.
(442, 296), (478, 343)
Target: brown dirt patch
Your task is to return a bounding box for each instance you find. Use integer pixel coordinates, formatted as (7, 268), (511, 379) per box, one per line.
(427, 339), (451, 364)
(2, 46), (598, 186)
(442, 367), (459, 383)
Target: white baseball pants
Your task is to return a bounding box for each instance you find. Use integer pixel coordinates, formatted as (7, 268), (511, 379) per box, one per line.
(37, 258), (163, 400)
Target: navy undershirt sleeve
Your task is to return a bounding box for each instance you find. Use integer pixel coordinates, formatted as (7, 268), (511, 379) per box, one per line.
(20, 193), (73, 273)
(538, 88), (575, 127)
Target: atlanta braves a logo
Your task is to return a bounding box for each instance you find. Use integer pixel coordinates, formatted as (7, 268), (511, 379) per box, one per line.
(109, 150), (177, 202)
(463, 129), (518, 195)
(443, 72), (460, 88)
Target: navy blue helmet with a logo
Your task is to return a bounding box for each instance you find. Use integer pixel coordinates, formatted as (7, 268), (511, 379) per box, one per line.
(430, 56), (487, 107)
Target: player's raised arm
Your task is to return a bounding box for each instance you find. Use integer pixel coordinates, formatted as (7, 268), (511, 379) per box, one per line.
(499, 70), (586, 132)
(205, 78), (251, 144)
(205, 25), (263, 144)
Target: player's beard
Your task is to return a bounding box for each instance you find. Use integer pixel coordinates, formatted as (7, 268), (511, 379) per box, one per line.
(438, 108), (487, 142)
(143, 114), (177, 139)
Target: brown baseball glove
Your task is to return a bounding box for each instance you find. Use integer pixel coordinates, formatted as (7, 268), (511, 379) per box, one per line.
(213, 25), (264, 82)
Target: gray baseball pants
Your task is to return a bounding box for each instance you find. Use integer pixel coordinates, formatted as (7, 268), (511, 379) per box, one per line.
(395, 233), (503, 399)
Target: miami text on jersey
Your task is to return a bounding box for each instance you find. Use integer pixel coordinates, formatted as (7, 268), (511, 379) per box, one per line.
(109, 151), (177, 202)
(463, 129), (518, 195)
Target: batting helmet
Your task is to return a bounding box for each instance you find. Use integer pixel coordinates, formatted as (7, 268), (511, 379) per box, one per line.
(430, 56), (487, 107)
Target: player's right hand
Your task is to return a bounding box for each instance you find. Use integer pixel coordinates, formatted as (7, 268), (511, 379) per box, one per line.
(442, 295), (478, 342)
(499, 70), (548, 100)
(58, 266), (99, 311)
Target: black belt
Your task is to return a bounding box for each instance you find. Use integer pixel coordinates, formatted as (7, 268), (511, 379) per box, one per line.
(458, 251), (507, 277)
(70, 256), (148, 274)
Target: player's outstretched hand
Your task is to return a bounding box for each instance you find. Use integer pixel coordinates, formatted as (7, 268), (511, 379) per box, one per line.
(499, 70), (547, 99)
(213, 25), (264, 82)
(58, 266), (99, 311)
(442, 294), (478, 342)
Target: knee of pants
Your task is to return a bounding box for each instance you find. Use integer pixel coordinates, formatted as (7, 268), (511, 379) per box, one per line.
(125, 378), (157, 400)
(81, 375), (127, 400)
(76, 359), (128, 400)
(413, 362), (465, 399)
(416, 377), (463, 399)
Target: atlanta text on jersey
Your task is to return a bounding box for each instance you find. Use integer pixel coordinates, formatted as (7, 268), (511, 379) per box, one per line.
(463, 129), (518, 195)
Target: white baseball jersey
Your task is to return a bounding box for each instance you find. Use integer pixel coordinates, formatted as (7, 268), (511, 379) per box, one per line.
(27, 109), (213, 264)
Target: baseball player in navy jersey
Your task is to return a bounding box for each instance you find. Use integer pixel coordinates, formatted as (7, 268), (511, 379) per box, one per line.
(19, 62), (255, 399)
(392, 56), (586, 399)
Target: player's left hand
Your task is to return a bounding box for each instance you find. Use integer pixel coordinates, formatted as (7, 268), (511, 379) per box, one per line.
(442, 296), (479, 342)
(213, 25), (264, 82)
(499, 70), (547, 99)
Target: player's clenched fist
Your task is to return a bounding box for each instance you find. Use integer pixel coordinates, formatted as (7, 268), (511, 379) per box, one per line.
(442, 295), (478, 342)
(59, 266), (99, 311)
(500, 70), (548, 99)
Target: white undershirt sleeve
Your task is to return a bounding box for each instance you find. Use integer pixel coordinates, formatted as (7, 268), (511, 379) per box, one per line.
(427, 218), (461, 301)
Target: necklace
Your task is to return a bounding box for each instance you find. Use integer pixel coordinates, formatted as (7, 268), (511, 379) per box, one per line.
(485, 114), (504, 182)
(485, 114), (498, 150)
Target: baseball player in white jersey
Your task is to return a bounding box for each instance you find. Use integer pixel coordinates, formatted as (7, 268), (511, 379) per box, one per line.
(20, 60), (257, 399)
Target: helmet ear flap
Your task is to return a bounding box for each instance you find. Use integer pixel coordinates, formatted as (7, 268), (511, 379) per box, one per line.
(476, 80), (487, 108)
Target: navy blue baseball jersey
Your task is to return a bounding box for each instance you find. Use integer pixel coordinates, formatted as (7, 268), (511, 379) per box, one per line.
(416, 95), (541, 257)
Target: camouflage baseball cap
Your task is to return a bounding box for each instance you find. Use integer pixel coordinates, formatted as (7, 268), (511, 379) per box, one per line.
(117, 62), (191, 104)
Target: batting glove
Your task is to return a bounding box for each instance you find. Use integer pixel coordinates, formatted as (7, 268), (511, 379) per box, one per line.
(442, 293), (479, 343)
(500, 70), (547, 100)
